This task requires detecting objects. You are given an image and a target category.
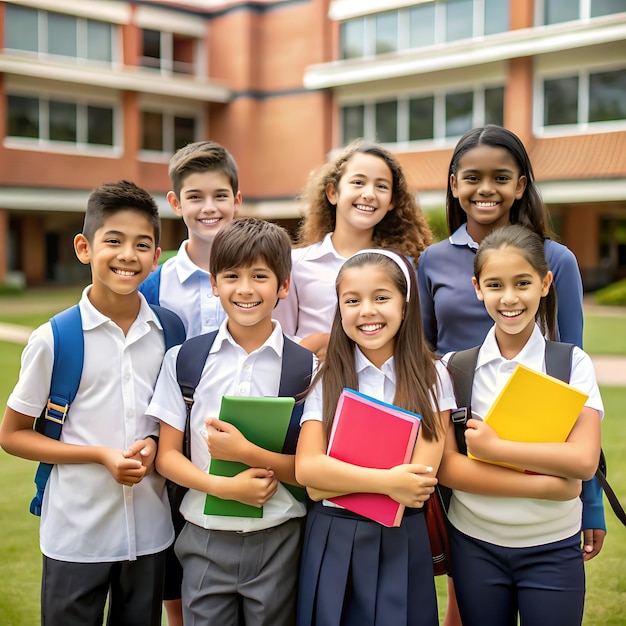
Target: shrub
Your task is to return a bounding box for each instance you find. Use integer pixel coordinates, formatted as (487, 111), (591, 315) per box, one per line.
(424, 207), (448, 243)
(593, 278), (626, 306)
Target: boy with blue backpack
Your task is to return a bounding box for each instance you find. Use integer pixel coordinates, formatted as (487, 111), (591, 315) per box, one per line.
(147, 218), (315, 626)
(0, 180), (184, 626)
(139, 140), (241, 337)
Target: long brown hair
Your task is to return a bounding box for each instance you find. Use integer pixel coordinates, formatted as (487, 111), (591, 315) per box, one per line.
(316, 251), (444, 442)
(296, 141), (432, 267)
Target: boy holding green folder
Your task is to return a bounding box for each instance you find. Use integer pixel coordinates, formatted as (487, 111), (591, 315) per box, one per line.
(147, 218), (315, 625)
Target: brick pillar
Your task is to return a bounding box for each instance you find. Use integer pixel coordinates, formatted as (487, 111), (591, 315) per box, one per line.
(0, 208), (8, 283)
(20, 216), (46, 285)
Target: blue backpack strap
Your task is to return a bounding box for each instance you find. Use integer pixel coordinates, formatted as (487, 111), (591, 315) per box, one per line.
(544, 341), (573, 383)
(138, 264), (163, 306)
(30, 305), (84, 516)
(149, 304), (186, 351)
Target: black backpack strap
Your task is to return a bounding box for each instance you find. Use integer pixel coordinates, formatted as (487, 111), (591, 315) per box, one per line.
(446, 346), (480, 456)
(279, 337), (314, 455)
(175, 331), (219, 459)
(544, 341), (574, 383)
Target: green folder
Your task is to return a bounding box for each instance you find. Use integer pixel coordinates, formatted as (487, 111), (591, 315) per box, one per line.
(204, 396), (298, 517)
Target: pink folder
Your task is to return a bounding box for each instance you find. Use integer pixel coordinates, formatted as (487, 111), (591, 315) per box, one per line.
(327, 389), (421, 527)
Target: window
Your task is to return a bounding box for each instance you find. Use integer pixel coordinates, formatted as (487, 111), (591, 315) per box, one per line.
(340, 0), (508, 59)
(7, 95), (115, 148)
(141, 29), (197, 75)
(340, 84), (503, 146)
(542, 67), (626, 128)
(141, 111), (197, 153)
(589, 68), (626, 122)
(542, 0), (626, 24)
(4, 5), (114, 64)
(342, 105), (365, 144)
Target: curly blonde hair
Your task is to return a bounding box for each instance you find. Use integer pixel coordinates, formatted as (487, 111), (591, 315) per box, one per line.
(296, 140), (432, 266)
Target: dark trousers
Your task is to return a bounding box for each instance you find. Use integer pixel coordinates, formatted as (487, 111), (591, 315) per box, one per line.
(41, 551), (166, 626)
(450, 527), (585, 626)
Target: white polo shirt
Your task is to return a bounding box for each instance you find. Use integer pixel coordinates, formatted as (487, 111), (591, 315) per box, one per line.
(158, 239), (227, 338)
(301, 349), (456, 444)
(444, 324), (604, 548)
(273, 233), (346, 340)
(7, 287), (174, 562)
(146, 319), (309, 532)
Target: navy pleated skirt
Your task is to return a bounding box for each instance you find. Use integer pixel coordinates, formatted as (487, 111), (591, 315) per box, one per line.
(296, 501), (438, 626)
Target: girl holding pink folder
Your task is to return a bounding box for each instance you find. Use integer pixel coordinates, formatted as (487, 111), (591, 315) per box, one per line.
(295, 250), (455, 626)
(437, 225), (603, 626)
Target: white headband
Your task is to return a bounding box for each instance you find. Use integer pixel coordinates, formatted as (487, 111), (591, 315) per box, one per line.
(347, 248), (412, 302)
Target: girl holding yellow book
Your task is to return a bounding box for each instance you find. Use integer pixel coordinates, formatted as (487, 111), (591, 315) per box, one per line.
(438, 224), (603, 626)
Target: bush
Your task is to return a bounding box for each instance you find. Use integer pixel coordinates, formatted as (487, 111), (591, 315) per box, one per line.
(593, 278), (626, 306)
(0, 283), (24, 296)
(424, 207), (448, 243)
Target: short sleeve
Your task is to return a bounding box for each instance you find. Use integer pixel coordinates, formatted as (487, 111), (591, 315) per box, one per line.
(300, 379), (323, 425)
(433, 359), (456, 413)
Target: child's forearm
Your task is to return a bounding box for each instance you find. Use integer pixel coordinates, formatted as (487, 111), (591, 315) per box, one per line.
(438, 451), (581, 501)
(237, 444), (299, 486)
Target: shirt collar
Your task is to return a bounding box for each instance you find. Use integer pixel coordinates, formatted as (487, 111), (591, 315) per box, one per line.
(477, 324), (547, 371)
(305, 232), (346, 262)
(354, 346), (396, 383)
(78, 286), (163, 331)
(449, 224), (479, 250)
(174, 240), (211, 283)
(211, 318), (284, 358)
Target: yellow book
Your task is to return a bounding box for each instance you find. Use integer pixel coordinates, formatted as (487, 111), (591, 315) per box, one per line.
(470, 364), (589, 472)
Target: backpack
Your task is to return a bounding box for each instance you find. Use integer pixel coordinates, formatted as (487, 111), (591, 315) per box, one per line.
(167, 330), (315, 512)
(446, 342), (626, 527)
(30, 303), (186, 516)
(138, 264), (163, 305)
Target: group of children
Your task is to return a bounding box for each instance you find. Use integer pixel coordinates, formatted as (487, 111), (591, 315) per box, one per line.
(0, 126), (604, 626)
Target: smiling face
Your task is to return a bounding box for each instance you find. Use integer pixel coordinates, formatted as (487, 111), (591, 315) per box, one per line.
(451, 144), (527, 242)
(326, 152), (395, 237)
(74, 209), (160, 304)
(472, 246), (552, 355)
(337, 264), (404, 368)
(168, 170), (241, 250)
(210, 257), (289, 348)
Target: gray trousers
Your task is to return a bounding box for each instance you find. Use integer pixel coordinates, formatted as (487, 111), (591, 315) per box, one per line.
(175, 517), (303, 626)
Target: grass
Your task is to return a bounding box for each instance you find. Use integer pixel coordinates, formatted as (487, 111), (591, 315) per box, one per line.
(584, 315), (626, 355)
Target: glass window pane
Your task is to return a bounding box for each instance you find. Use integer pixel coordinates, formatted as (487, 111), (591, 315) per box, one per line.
(5, 5), (38, 52)
(445, 91), (473, 137)
(484, 0), (509, 35)
(375, 100), (398, 143)
(49, 101), (77, 142)
(446, 0), (473, 42)
(341, 19), (365, 59)
(142, 111), (164, 151)
(142, 29), (161, 69)
(48, 12), (77, 57)
(342, 105), (365, 144)
(589, 69), (626, 122)
(591, 0), (626, 17)
(87, 106), (114, 145)
(544, 0), (579, 24)
(7, 95), (39, 138)
(173, 34), (195, 74)
(409, 4), (436, 48)
(375, 12), (398, 55)
(485, 86), (504, 126)
(409, 96), (434, 140)
(87, 20), (112, 62)
(544, 76), (578, 125)
(174, 116), (196, 150)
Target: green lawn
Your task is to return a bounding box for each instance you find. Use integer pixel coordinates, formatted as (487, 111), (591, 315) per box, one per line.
(584, 314), (626, 355)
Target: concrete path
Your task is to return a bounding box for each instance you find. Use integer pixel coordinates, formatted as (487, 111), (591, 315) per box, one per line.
(0, 319), (624, 386)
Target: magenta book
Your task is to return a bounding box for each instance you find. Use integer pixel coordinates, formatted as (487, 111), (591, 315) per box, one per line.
(327, 389), (421, 527)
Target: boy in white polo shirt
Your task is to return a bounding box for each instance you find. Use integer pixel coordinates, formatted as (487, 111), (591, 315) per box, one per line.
(0, 181), (175, 626)
(148, 218), (315, 626)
